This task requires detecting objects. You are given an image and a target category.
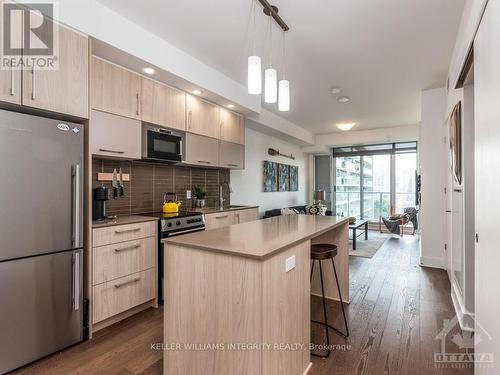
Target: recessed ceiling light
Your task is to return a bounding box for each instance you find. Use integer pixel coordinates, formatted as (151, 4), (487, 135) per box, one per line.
(142, 67), (155, 75)
(336, 123), (356, 131)
(330, 87), (341, 94)
(338, 96), (350, 103)
(227, 104), (235, 109)
(192, 89), (202, 95)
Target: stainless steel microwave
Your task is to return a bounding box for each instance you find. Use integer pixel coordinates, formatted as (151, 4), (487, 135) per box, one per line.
(141, 124), (184, 163)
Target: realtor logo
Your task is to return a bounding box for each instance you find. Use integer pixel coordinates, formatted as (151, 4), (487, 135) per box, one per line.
(434, 316), (494, 369)
(1, 1), (59, 69)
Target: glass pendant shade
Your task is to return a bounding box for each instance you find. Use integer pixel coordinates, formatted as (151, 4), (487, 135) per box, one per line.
(278, 79), (290, 111)
(247, 55), (262, 95)
(264, 68), (277, 103)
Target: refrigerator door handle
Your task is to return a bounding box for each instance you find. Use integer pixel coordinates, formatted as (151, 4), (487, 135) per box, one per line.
(73, 252), (80, 311)
(72, 164), (81, 248)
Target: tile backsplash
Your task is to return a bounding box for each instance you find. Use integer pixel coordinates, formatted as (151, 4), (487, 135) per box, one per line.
(92, 159), (230, 217)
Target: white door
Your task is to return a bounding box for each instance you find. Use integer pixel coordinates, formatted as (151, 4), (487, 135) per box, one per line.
(474, 0), (500, 371)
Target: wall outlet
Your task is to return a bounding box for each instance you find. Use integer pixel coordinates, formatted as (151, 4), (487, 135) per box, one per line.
(285, 255), (296, 272)
(186, 190), (191, 199)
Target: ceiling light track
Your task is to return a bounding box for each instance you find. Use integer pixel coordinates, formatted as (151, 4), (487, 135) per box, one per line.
(257, 0), (289, 31)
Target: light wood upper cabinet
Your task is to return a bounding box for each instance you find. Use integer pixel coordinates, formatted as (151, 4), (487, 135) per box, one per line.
(141, 78), (186, 131)
(91, 57), (141, 120)
(184, 132), (219, 167)
(219, 108), (245, 145)
(90, 110), (141, 159)
(22, 19), (89, 118)
(219, 140), (245, 169)
(186, 94), (220, 139)
(0, 7), (21, 105)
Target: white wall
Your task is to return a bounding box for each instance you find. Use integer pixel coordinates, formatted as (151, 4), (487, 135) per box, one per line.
(230, 128), (310, 216)
(448, 0), (488, 89)
(419, 88), (448, 268)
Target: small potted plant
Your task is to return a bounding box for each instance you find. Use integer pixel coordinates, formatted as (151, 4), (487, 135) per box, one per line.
(193, 185), (207, 208)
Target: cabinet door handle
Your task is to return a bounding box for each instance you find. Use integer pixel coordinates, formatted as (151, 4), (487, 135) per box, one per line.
(215, 215), (229, 219)
(136, 93), (140, 116)
(114, 228), (141, 234)
(10, 65), (14, 96)
(226, 163), (238, 167)
(99, 148), (125, 154)
(31, 67), (35, 100)
(188, 110), (192, 129)
(220, 121), (225, 138)
(197, 160), (211, 164)
(114, 277), (141, 288)
(114, 244), (141, 252)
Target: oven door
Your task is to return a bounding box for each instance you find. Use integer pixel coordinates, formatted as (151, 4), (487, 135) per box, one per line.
(145, 130), (182, 162)
(158, 225), (205, 304)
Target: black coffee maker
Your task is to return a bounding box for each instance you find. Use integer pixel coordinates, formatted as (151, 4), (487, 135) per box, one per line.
(92, 187), (109, 221)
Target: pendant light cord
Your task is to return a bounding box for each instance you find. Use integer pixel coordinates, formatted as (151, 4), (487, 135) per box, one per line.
(282, 31), (286, 79)
(268, 15), (273, 68)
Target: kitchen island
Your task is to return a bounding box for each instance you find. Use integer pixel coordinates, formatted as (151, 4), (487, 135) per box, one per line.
(162, 214), (349, 375)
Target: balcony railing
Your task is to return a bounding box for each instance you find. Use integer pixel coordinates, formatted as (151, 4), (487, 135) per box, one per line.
(335, 191), (415, 221)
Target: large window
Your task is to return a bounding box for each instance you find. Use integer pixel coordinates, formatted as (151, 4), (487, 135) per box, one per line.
(331, 142), (417, 221)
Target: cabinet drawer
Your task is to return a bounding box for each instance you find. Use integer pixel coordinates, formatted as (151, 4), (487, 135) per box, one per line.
(93, 268), (155, 323)
(204, 212), (234, 230)
(93, 221), (156, 247)
(93, 237), (156, 285)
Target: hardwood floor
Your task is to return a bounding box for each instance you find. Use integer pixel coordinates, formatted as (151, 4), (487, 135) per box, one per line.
(13, 234), (472, 375)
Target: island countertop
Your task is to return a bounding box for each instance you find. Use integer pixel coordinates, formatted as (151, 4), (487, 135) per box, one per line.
(163, 214), (349, 259)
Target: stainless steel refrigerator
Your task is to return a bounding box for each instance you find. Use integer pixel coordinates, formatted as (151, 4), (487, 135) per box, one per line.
(0, 109), (84, 374)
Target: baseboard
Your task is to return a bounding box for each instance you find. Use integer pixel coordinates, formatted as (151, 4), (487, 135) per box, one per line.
(310, 292), (350, 304)
(303, 362), (313, 375)
(451, 282), (475, 332)
(419, 256), (444, 269)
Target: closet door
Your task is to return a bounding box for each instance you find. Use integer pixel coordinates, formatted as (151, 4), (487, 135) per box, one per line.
(474, 0), (500, 368)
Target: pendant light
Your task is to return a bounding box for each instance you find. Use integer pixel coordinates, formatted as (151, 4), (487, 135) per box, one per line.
(278, 31), (290, 111)
(264, 16), (277, 104)
(247, 1), (261, 95)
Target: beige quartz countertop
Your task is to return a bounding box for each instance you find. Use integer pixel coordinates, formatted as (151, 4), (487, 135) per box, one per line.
(92, 215), (158, 229)
(163, 215), (348, 259)
(190, 205), (259, 215)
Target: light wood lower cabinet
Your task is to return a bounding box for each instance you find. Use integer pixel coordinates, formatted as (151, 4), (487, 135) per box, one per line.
(184, 132), (219, 167)
(233, 208), (258, 224)
(204, 208), (259, 230)
(93, 237), (156, 285)
(93, 268), (156, 323)
(204, 212), (233, 230)
(90, 110), (141, 159)
(92, 220), (157, 326)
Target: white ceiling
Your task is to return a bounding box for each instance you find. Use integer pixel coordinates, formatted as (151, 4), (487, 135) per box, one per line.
(97, 0), (464, 134)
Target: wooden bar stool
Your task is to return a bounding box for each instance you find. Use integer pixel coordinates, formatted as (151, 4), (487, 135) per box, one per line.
(310, 243), (349, 359)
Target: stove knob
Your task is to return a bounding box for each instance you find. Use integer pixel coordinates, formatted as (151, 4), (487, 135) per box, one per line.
(167, 222), (172, 227)
(176, 221), (181, 226)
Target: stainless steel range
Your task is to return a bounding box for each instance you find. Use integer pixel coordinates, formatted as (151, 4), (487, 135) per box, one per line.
(142, 210), (205, 304)
(158, 211), (205, 236)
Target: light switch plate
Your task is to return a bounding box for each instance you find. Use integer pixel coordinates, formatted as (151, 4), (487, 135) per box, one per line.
(285, 255), (296, 272)
(186, 190), (191, 199)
